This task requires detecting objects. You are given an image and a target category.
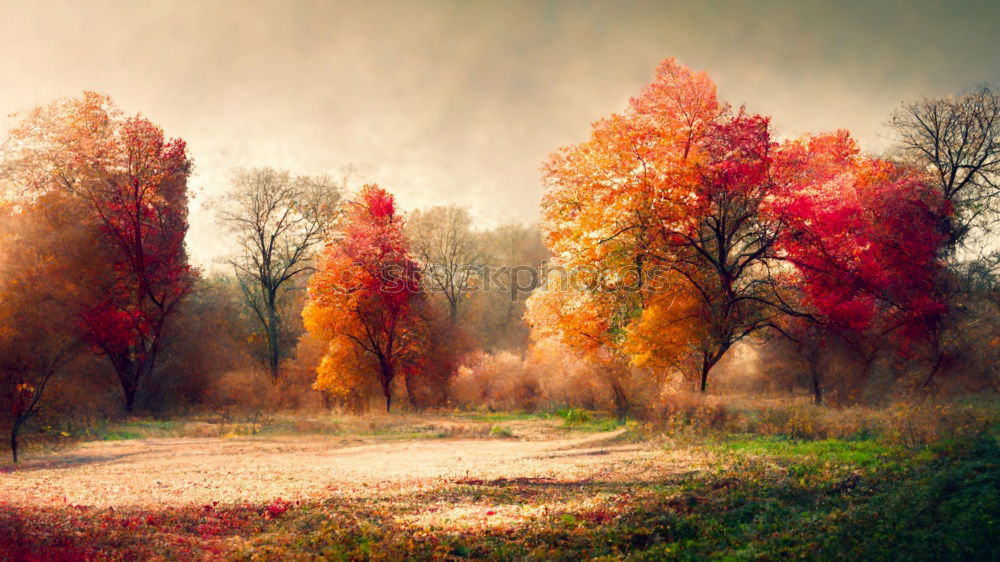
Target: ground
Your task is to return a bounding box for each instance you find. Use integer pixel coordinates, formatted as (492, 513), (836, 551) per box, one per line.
(0, 422), (667, 509)
(1, 410), (998, 560)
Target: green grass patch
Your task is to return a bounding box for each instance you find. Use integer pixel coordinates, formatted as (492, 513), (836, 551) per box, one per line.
(717, 435), (891, 467)
(121, 420), (178, 432)
(100, 430), (142, 441)
(369, 430), (451, 440)
(555, 408), (626, 432)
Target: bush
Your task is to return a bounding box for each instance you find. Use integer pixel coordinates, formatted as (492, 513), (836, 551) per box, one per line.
(646, 391), (731, 436)
(449, 339), (659, 416)
(556, 408), (590, 425)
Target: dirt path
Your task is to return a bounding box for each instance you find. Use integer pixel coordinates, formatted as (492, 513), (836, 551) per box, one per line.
(0, 431), (665, 508)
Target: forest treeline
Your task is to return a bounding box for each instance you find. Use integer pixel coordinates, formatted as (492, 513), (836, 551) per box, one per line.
(1, 60), (998, 461)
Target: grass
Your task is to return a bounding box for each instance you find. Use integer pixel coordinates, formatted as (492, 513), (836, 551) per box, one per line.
(99, 429), (144, 441)
(716, 435), (891, 466)
(20, 409), (626, 451)
(489, 424), (515, 438)
(3, 397), (998, 559)
(228, 432), (998, 561)
(554, 407), (629, 432)
(27, 414), (501, 446)
(457, 408), (626, 433)
(457, 411), (550, 423)
(9, 430), (988, 560)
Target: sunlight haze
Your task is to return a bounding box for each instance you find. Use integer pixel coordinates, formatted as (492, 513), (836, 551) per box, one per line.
(1, 0), (997, 266)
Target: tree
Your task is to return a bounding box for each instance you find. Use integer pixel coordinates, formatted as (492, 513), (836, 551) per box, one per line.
(890, 85), (1000, 256)
(538, 59), (787, 392)
(774, 132), (947, 340)
(624, 275), (707, 386)
(407, 206), (483, 323)
(535, 58), (949, 394)
(773, 132), (949, 390)
(217, 167), (342, 381)
(889, 86), (1000, 390)
(303, 184), (424, 412)
(152, 274), (257, 410)
(5, 92), (194, 413)
(474, 223), (549, 352)
(525, 277), (639, 417)
(0, 193), (92, 462)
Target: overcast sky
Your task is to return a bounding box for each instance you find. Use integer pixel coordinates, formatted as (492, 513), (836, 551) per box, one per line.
(1, 0), (997, 266)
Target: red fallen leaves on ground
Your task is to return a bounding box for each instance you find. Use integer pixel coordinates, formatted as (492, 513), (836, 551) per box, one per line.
(0, 498), (297, 559)
(264, 498), (290, 519)
(577, 508), (616, 524)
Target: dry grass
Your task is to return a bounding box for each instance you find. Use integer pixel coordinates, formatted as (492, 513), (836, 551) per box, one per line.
(646, 391), (1000, 446)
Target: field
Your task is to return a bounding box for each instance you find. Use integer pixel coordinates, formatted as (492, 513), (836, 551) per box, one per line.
(1, 404), (998, 561)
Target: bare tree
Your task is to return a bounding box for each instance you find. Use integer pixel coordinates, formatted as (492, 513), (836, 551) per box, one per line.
(891, 85), (1000, 258)
(477, 223), (549, 351)
(891, 86), (1000, 389)
(217, 168), (343, 381)
(408, 206), (484, 323)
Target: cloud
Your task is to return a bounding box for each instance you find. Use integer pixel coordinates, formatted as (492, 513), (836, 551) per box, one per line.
(1, 0), (997, 264)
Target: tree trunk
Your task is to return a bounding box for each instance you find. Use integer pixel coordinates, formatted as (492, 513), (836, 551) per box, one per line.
(379, 362), (394, 413)
(115, 356), (142, 414)
(438, 382), (450, 408)
(267, 290), (281, 381)
(268, 337), (280, 382)
(123, 374), (137, 414)
(403, 371), (420, 411)
(921, 349), (946, 389)
(699, 345), (728, 393)
(10, 421), (21, 464)
(699, 359), (711, 393)
(810, 362), (823, 405)
(609, 378), (629, 421)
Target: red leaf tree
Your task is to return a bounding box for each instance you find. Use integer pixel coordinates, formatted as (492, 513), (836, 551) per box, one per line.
(770, 132), (949, 392)
(7, 93), (194, 412)
(535, 59), (790, 392)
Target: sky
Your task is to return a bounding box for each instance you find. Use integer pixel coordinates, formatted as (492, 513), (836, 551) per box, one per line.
(1, 0), (998, 267)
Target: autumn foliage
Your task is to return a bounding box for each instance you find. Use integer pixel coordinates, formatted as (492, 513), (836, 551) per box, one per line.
(0, 60), (991, 464)
(530, 58), (949, 395)
(303, 185), (424, 411)
(5, 92), (194, 412)
(0, 37), (996, 562)
(0, 192), (97, 461)
(772, 132), (947, 339)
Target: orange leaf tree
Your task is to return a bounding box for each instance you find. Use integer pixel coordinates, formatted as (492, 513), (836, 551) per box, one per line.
(533, 59), (948, 392)
(533, 59), (787, 391)
(0, 192), (99, 461)
(303, 185), (425, 412)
